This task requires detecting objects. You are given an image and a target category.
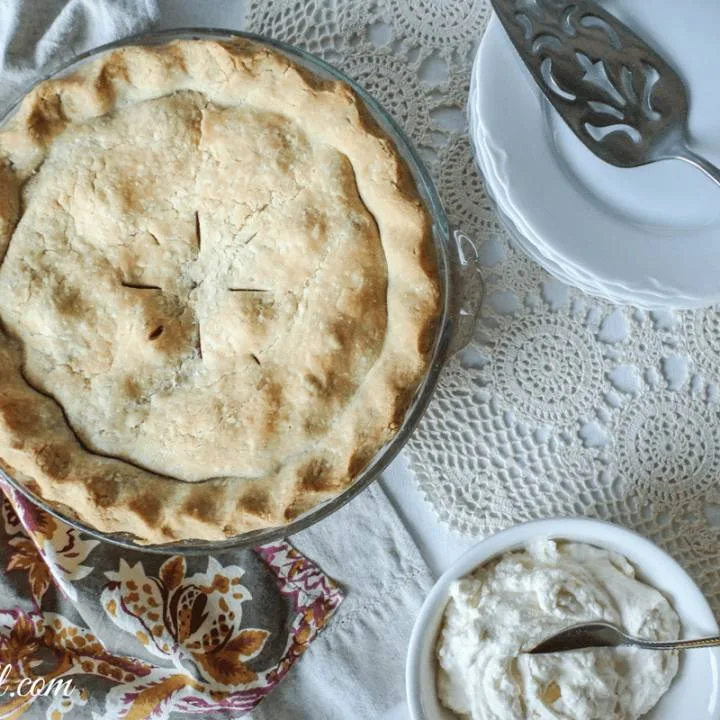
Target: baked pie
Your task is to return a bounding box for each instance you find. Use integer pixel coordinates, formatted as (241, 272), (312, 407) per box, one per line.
(0, 39), (440, 543)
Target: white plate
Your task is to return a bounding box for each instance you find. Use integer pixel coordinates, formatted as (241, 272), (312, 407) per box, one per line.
(406, 518), (720, 720)
(470, 1), (720, 309)
(470, 108), (618, 298)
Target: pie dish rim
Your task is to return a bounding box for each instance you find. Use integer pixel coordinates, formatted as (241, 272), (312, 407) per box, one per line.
(0, 27), (470, 553)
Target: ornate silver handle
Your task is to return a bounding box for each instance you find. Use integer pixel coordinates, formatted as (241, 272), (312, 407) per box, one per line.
(671, 141), (720, 189)
(631, 635), (720, 651)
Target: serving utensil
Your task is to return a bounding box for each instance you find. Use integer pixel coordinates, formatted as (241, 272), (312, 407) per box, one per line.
(528, 620), (720, 654)
(490, 0), (720, 187)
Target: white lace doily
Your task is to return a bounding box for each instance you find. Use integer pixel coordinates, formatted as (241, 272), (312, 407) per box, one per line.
(246, 0), (720, 614)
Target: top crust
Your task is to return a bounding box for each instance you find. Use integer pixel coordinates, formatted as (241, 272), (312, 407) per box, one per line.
(0, 39), (440, 543)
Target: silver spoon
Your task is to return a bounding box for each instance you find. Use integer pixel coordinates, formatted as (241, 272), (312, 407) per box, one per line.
(527, 621), (720, 654)
(490, 0), (720, 187)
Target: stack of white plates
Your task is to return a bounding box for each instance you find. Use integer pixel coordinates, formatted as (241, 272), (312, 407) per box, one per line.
(469, 0), (720, 309)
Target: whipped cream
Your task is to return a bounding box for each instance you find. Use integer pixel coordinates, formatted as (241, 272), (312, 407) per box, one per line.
(436, 540), (680, 720)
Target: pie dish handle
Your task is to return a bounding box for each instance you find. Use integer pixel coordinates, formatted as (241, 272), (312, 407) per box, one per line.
(446, 228), (484, 356)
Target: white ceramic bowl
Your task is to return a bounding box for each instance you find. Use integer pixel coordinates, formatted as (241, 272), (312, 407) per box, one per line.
(406, 518), (720, 720)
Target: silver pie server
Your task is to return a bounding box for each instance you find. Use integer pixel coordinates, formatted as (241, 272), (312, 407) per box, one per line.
(490, 0), (720, 187)
(527, 620), (720, 654)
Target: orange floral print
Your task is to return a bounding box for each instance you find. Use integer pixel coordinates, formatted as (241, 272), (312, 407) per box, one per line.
(2, 497), (98, 604)
(103, 556), (270, 687)
(0, 609), (150, 719)
(5, 537), (51, 607)
(0, 483), (343, 719)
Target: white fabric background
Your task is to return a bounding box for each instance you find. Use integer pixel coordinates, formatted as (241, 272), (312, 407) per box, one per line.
(252, 483), (433, 720)
(0, 0), (158, 101)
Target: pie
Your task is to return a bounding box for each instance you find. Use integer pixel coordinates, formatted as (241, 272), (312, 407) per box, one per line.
(0, 39), (440, 543)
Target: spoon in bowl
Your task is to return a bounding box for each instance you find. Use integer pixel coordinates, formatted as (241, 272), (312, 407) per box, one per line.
(527, 621), (720, 654)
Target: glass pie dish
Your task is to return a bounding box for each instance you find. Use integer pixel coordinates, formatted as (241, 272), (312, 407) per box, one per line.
(0, 28), (483, 554)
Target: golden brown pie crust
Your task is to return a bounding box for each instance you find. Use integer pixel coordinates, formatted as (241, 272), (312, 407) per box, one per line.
(0, 39), (440, 543)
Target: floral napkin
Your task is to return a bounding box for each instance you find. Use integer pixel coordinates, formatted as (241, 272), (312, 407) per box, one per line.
(0, 479), (343, 719)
